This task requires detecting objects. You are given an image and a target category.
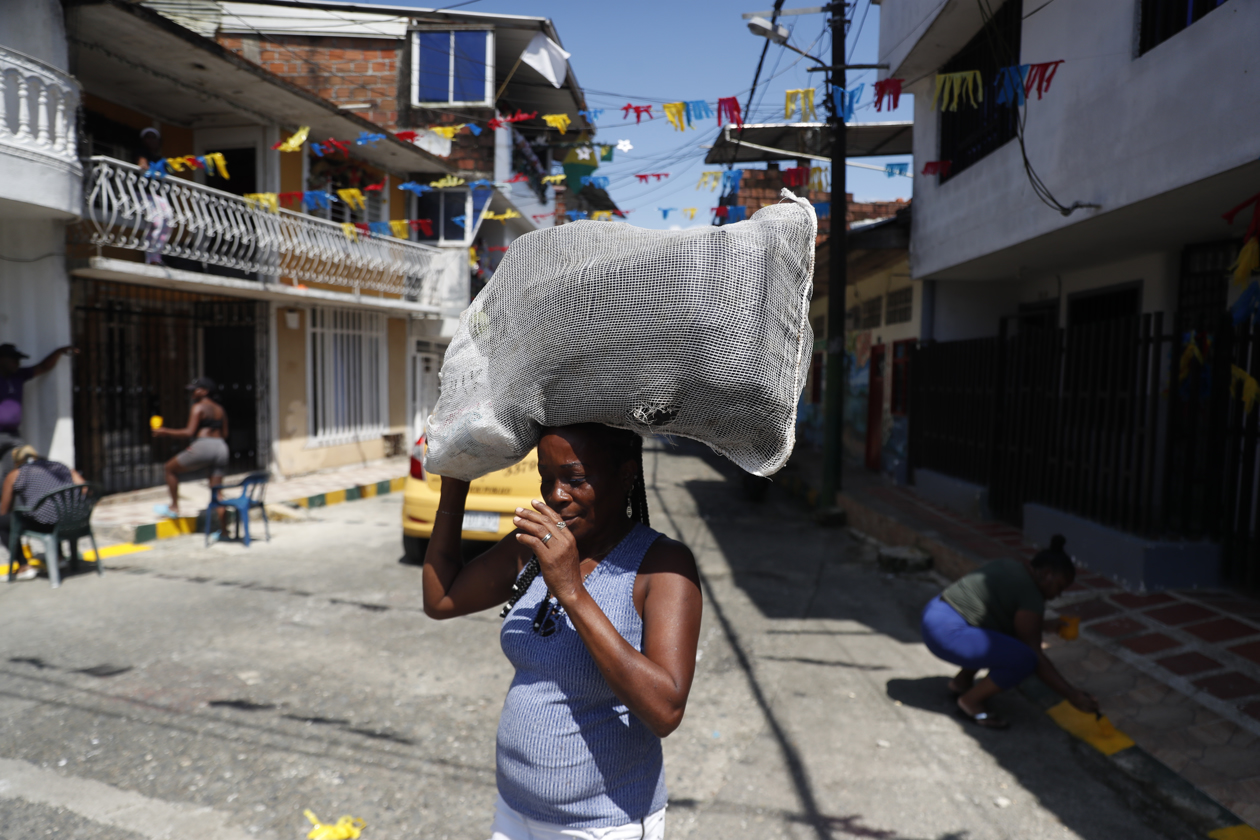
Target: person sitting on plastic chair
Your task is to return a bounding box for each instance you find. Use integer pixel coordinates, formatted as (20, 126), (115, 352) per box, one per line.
(0, 445), (86, 581)
(207, 472), (270, 547)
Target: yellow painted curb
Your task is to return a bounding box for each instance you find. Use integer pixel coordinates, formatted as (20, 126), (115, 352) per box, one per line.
(1046, 701), (1135, 756)
(1209, 826), (1260, 840)
(389, 476), (405, 492)
(155, 517), (199, 539)
(360, 483), (377, 498)
(325, 488), (347, 506)
(83, 543), (153, 562)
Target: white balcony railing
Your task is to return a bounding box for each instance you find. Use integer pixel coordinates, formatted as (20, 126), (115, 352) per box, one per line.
(0, 45), (80, 172)
(84, 156), (443, 304)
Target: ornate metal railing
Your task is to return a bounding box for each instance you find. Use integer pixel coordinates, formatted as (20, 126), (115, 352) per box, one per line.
(84, 156), (442, 304)
(0, 45), (80, 171)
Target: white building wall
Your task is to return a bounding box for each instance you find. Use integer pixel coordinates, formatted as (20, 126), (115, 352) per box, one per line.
(882, 0), (1260, 280)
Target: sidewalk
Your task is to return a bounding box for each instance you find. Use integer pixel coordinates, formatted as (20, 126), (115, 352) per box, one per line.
(777, 448), (1260, 832)
(90, 457), (410, 546)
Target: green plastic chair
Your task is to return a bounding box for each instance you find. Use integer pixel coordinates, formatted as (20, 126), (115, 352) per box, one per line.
(8, 483), (102, 589)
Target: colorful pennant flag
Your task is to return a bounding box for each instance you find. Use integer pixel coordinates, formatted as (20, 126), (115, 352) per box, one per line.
(273, 126), (310, 152)
(411, 218), (433, 236)
(388, 220), (410, 239)
(341, 222), (358, 241)
(873, 79), (903, 112)
(721, 170), (743, 193)
(429, 175), (466, 189)
(398, 181), (432, 196)
(578, 109), (605, 123)
(599, 145), (615, 161)
(542, 114), (572, 134)
(565, 210), (588, 221)
(933, 71), (983, 111)
(681, 207), (697, 220)
(697, 171), (721, 191)
(635, 173), (669, 183)
(836, 83), (864, 121)
(663, 102), (688, 132)
(727, 206), (747, 222)
(782, 166), (809, 188)
(659, 208), (676, 219)
(686, 100), (714, 125)
(336, 189), (366, 211)
(303, 191), (334, 210)
(1024, 60), (1064, 99)
(356, 132), (386, 145)
(243, 192), (279, 213)
(921, 160), (953, 177)
(717, 96), (743, 127)
(1232, 365), (1260, 416)
(580, 175), (610, 189)
(363, 180), (386, 192)
(542, 174), (566, 184)
(995, 65), (1030, 106)
(785, 89), (817, 121)
(591, 210), (614, 221)
(621, 103), (654, 123)
(1223, 191), (1260, 286)
(808, 167), (829, 192)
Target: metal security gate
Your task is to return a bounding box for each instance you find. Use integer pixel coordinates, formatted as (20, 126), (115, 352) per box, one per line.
(71, 280), (269, 494)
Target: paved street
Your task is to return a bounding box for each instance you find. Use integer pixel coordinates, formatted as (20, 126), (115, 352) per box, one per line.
(0, 442), (1200, 840)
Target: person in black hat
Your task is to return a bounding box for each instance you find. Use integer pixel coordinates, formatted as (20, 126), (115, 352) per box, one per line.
(0, 343), (77, 487)
(152, 377), (229, 528)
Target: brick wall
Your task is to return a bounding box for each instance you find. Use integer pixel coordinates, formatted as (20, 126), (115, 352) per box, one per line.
(732, 166), (908, 241)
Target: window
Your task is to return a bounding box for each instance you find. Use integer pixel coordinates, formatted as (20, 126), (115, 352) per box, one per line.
(1139, 0), (1231, 55)
(860, 297), (883, 330)
(846, 305), (861, 332)
(413, 187), (494, 245)
(1067, 283), (1141, 328)
(412, 29), (494, 106)
(309, 308), (387, 445)
(886, 287), (913, 325)
(938, 0), (1021, 181)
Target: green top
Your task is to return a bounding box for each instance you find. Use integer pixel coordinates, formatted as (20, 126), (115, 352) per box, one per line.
(941, 558), (1045, 637)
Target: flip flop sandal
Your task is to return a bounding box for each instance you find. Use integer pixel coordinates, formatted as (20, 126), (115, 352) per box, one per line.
(956, 707), (1009, 730)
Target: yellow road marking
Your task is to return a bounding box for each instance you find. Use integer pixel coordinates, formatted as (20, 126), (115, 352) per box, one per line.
(82, 543), (153, 561)
(155, 517), (198, 539)
(1209, 826), (1260, 840)
(1046, 701), (1135, 756)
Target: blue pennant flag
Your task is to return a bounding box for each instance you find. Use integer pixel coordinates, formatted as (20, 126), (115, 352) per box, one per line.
(452, 215), (467, 229)
(835, 83), (865, 122)
(398, 181), (432, 196)
(1233, 281), (1260, 326)
(812, 201), (830, 218)
(727, 206), (747, 222)
(468, 179), (494, 190)
(303, 191), (333, 210)
(995, 65), (1031, 106)
(721, 170), (743, 193)
(144, 159), (168, 178)
(885, 163), (909, 178)
(369, 221), (391, 235)
(467, 124), (482, 136)
(579, 109), (605, 122)
(580, 175), (610, 189)
(565, 210), (588, 221)
(685, 100), (714, 126)
(356, 132), (386, 145)
(659, 208), (676, 219)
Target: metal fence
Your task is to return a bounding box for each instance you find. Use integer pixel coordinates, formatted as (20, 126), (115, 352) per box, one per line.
(911, 312), (1260, 590)
(83, 156), (442, 304)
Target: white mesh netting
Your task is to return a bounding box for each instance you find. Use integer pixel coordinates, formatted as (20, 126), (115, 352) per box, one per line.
(423, 189), (817, 480)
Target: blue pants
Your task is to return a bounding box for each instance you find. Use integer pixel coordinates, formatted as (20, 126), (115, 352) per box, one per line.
(920, 596), (1038, 690)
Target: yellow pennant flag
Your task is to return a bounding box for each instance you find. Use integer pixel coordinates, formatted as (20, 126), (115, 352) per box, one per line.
(542, 114), (572, 134)
(663, 102), (688, 132)
(429, 175), (466, 189)
(243, 192), (279, 213)
(591, 210), (613, 221)
(336, 189), (365, 211)
(680, 207), (697, 220)
(1232, 365), (1260, 416)
(484, 209), (522, 221)
(276, 126), (310, 152)
(932, 71), (984, 111)
(341, 223), (358, 241)
(697, 171), (721, 191)
(203, 152), (230, 179)
(1178, 333), (1204, 382)
(541, 174), (566, 184)
(1230, 238), (1259, 287)
(785, 89), (817, 121)
(389, 220), (410, 239)
(165, 156), (188, 173)
(430, 125), (464, 140)
(808, 167), (829, 192)
(304, 810), (365, 840)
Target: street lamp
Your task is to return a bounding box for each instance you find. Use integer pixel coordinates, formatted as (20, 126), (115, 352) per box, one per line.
(748, 5), (848, 517)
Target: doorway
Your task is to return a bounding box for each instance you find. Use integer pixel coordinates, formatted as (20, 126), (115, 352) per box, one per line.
(866, 343), (886, 471)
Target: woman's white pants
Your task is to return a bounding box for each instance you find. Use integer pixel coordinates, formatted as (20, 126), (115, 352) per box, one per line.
(488, 796), (665, 840)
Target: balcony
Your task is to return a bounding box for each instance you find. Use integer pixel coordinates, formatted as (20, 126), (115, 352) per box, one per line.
(81, 156), (444, 311)
(0, 45), (81, 218)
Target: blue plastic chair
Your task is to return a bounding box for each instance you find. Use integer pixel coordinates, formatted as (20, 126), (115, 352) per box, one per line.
(206, 472), (270, 547)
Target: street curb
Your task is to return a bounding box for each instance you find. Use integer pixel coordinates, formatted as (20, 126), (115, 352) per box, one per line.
(1020, 672), (1256, 839)
(132, 476), (406, 544)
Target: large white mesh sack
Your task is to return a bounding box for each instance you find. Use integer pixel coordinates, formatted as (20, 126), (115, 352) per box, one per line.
(424, 189), (817, 480)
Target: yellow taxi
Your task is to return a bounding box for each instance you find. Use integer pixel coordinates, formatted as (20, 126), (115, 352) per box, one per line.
(401, 433), (539, 564)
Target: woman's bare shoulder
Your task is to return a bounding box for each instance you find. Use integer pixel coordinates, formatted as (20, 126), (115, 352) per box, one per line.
(640, 534), (698, 578)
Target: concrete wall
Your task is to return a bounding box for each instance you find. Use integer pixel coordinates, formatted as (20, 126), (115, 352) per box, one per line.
(884, 0), (1260, 280)
(387, 317), (407, 430)
(0, 0), (68, 70)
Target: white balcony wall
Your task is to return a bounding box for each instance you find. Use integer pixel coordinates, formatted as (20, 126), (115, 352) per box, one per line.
(884, 0), (1260, 280)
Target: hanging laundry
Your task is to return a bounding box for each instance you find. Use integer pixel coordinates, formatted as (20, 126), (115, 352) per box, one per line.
(782, 167), (809, 188)
(727, 206), (747, 222)
(356, 132), (386, 145)
(685, 100), (714, 126)
(836, 83), (864, 121)
(932, 71), (983, 111)
(721, 170), (743, 194)
(921, 160), (952, 177)
(243, 193), (279, 213)
(410, 218), (434, 236)
(885, 162), (910, 178)
(808, 167), (829, 192)
(995, 65), (1030, 106)
(785, 89), (817, 121)
(1024, 60), (1064, 99)
(336, 189), (366, 211)
(273, 126), (310, 152)
(659, 208), (676, 219)
(716, 96), (743, 127)
(663, 102), (688, 132)
(363, 180), (386, 192)
(812, 201), (830, 218)
(873, 79), (903, 112)
(542, 114), (572, 134)
(696, 171), (722, 191)
(429, 175), (467, 189)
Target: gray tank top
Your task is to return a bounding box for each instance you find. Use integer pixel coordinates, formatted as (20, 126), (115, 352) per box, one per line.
(497, 523), (668, 827)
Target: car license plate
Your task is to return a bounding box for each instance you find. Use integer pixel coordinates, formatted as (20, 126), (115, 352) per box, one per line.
(463, 511), (500, 533)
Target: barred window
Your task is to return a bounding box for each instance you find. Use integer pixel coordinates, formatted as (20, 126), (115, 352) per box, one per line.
(886, 287), (913, 324)
(860, 296), (883, 330)
(846, 306), (861, 332)
(309, 308), (386, 445)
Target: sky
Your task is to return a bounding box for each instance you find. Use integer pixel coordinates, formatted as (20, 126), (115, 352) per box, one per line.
(362, 0), (914, 230)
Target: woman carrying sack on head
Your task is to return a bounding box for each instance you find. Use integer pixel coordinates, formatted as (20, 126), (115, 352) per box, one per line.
(423, 424), (702, 840)
(920, 535), (1100, 730)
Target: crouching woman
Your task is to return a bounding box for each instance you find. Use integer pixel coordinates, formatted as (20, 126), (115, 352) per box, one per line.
(422, 424), (702, 840)
(921, 535), (1099, 729)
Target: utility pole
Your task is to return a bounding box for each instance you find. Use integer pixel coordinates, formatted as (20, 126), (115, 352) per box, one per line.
(819, 2), (847, 513)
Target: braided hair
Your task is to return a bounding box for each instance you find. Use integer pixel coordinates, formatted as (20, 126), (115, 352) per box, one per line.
(500, 425), (649, 618)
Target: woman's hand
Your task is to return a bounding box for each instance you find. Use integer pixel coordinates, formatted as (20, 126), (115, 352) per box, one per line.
(1069, 689), (1100, 715)
(513, 500), (583, 604)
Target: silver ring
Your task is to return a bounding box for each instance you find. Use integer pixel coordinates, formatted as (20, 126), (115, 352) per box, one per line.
(555, 521), (567, 530)
(541, 532), (552, 545)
